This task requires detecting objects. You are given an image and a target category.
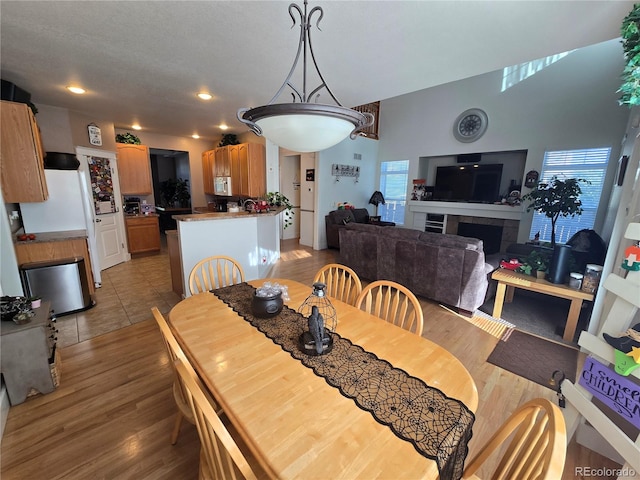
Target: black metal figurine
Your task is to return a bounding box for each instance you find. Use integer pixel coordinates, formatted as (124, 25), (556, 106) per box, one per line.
(308, 305), (325, 354)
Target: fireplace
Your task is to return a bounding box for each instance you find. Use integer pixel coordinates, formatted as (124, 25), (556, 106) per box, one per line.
(446, 216), (519, 254)
(457, 222), (503, 254)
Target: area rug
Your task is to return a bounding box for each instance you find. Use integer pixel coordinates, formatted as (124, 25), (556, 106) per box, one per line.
(440, 304), (515, 340)
(487, 329), (579, 389)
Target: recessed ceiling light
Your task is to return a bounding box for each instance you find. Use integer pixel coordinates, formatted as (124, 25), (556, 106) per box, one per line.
(192, 134), (200, 139)
(67, 86), (86, 94)
(131, 124), (142, 130)
(219, 124), (228, 130)
(197, 92), (212, 100)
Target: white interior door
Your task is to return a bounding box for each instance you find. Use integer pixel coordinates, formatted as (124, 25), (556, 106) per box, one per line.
(76, 147), (127, 272)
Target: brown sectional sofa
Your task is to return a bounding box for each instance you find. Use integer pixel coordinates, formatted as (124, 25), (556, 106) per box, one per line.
(338, 223), (495, 313)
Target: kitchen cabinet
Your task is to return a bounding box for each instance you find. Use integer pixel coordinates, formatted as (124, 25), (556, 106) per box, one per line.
(229, 145), (241, 195)
(0, 301), (59, 405)
(125, 215), (160, 254)
(0, 100), (48, 202)
(116, 144), (152, 195)
(202, 143), (265, 197)
(237, 143), (266, 197)
(214, 147), (231, 177)
(15, 237), (96, 295)
(202, 149), (215, 195)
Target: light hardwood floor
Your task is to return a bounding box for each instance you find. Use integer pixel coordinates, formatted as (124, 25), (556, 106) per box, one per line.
(1, 239), (620, 479)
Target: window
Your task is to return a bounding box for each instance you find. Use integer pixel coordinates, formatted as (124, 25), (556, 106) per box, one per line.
(379, 160), (409, 225)
(529, 148), (611, 244)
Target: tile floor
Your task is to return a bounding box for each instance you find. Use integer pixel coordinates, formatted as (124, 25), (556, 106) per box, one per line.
(55, 242), (182, 348)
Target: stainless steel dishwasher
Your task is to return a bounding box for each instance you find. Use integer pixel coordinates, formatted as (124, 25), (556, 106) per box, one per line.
(20, 257), (93, 316)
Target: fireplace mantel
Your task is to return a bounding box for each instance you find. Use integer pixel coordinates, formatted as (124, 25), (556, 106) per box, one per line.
(408, 200), (523, 220)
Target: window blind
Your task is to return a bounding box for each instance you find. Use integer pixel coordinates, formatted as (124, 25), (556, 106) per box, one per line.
(529, 148), (611, 243)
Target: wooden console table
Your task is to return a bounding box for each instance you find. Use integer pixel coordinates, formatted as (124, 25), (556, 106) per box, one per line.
(491, 269), (594, 342)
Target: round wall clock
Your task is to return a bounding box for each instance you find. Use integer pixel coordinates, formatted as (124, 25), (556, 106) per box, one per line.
(88, 124), (102, 146)
(453, 108), (488, 143)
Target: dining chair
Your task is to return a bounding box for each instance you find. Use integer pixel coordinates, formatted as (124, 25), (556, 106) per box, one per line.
(313, 263), (362, 306)
(175, 359), (258, 480)
(461, 397), (567, 480)
(189, 255), (245, 295)
(354, 280), (424, 336)
(152, 306), (219, 445)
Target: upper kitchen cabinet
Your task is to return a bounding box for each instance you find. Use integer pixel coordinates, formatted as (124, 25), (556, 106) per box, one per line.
(1, 100), (48, 202)
(116, 144), (152, 195)
(236, 143), (266, 197)
(202, 149), (215, 195)
(214, 146), (231, 177)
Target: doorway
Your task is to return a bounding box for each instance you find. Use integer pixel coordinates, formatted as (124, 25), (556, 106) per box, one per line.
(279, 154), (301, 240)
(149, 149), (191, 208)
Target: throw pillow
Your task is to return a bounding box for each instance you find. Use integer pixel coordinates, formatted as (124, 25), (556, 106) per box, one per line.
(342, 217), (352, 225)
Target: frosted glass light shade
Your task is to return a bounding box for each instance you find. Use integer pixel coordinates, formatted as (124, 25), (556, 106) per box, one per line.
(239, 103), (370, 153)
(256, 114), (353, 152)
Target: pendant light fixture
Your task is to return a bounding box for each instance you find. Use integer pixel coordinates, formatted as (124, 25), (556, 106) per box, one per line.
(237, 0), (374, 153)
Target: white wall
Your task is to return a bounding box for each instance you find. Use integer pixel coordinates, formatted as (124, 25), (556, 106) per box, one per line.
(378, 39), (630, 243)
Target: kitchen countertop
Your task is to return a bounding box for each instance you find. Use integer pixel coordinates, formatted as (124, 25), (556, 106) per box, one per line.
(174, 206), (285, 222)
(14, 230), (88, 245)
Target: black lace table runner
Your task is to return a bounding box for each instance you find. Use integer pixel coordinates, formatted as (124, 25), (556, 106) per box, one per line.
(213, 283), (475, 480)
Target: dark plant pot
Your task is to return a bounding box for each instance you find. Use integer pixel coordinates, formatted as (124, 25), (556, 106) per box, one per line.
(548, 244), (573, 284)
(251, 291), (283, 318)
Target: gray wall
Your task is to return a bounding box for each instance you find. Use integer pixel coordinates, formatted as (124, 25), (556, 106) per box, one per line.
(377, 39), (630, 242)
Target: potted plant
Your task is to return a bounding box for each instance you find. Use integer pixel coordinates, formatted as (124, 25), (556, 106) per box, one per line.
(520, 176), (588, 247)
(266, 192), (294, 229)
(174, 178), (191, 207)
(526, 249), (551, 279)
(29, 296), (41, 308)
(115, 132), (141, 144)
(159, 178), (190, 208)
(218, 133), (240, 147)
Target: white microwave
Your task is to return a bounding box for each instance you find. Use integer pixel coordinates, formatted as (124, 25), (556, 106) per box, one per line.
(214, 176), (232, 196)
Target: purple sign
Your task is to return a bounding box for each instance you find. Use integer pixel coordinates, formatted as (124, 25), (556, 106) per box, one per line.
(579, 356), (640, 430)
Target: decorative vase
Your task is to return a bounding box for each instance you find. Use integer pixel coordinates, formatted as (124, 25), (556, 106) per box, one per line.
(536, 270), (546, 280)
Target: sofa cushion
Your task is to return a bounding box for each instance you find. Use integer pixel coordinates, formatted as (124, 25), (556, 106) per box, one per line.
(330, 210), (356, 225)
(352, 208), (370, 224)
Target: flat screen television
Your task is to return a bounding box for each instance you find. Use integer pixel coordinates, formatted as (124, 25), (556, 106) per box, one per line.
(433, 164), (503, 203)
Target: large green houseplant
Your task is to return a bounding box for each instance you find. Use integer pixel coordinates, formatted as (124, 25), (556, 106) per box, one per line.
(521, 176), (588, 247)
(620, 3), (640, 106)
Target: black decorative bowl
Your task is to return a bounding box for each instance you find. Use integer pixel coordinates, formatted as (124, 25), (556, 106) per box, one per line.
(251, 291), (284, 318)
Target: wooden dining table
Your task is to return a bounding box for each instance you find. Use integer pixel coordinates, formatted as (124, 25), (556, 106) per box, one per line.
(168, 278), (478, 480)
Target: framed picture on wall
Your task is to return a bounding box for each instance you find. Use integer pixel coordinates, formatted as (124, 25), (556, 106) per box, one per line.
(306, 169), (315, 181)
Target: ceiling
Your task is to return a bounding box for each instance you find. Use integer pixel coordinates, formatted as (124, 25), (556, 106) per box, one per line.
(1, 1), (633, 141)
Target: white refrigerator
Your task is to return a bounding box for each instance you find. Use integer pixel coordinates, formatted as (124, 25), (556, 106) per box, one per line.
(20, 168), (102, 285)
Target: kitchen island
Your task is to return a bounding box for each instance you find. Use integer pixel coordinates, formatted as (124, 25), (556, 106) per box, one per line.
(173, 207), (285, 296)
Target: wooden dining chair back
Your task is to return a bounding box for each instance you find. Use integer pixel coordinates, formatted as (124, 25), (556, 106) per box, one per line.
(462, 398), (567, 480)
(313, 263), (363, 306)
(152, 306), (197, 445)
(189, 255), (245, 295)
(354, 280), (424, 336)
(175, 359), (258, 480)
